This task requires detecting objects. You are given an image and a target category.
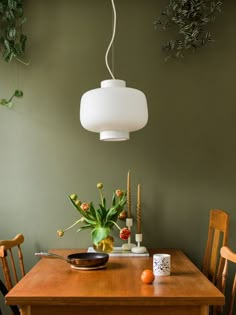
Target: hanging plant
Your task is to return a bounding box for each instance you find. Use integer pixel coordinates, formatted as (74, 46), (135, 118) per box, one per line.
(0, 0), (27, 63)
(154, 0), (222, 60)
(0, 89), (23, 108)
(0, 0), (27, 108)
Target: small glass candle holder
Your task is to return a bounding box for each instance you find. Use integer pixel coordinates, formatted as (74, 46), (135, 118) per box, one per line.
(131, 233), (147, 254)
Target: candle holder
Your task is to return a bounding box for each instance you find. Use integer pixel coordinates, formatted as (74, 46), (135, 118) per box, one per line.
(122, 218), (136, 250)
(131, 233), (147, 254)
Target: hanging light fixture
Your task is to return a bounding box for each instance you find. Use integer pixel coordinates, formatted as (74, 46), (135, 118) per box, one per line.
(80, 0), (148, 141)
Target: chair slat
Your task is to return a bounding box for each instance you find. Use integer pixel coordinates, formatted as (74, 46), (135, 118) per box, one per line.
(215, 246), (236, 315)
(209, 229), (220, 283)
(0, 234), (25, 291)
(202, 209), (229, 285)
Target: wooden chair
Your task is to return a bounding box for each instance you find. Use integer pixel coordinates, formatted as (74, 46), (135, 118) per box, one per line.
(202, 209), (229, 284)
(214, 246), (236, 315)
(0, 278), (20, 315)
(0, 234), (25, 291)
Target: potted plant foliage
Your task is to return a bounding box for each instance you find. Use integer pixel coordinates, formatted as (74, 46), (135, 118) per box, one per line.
(0, 0), (27, 107)
(154, 0), (222, 59)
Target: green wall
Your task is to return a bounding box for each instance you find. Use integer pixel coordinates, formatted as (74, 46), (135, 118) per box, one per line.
(0, 0), (236, 313)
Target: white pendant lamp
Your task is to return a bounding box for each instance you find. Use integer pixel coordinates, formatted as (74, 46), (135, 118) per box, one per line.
(80, 0), (148, 141)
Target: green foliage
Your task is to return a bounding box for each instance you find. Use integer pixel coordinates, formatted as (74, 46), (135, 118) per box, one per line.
(0, 0), (27, 62)
(154, 0), (222, 59)
(0, 1), (27, 109)
(68, 187), (127, 245)
(91, 227), (111, 246)
(0, 89), (23, 108)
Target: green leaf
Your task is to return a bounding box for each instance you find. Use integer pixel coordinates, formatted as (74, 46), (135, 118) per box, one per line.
(103, 197), (106, 208)
(7, 27), (16, 40)
(0, 99), (8, 105)
(106, 206), (116, 220)
(91, 227), (110, 245)
(8, 0), (16, 10)
(6, 10), (15, 20)
(77, 224), (91, 232)
(6, 101), (13, 108)
(0, 98), (13, 108)
(105, 196), (126, 222)
(14, 90), (23, 97)
(20, 34), (27, 52)
(83, 217), (97, 225)
(89, 202), (101, 225)
(20, 17), (26, 25)
(3, 49), (14, 62)
(4, 39), (10, 51)
(111, 192), (116, 206)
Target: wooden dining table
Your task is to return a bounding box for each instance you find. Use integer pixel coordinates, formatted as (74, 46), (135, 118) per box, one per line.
(5, 248), (224, 315)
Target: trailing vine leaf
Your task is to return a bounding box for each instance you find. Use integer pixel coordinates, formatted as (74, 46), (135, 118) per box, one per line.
(0, 0), (27, 63)
(0, 89), (23, 108)
(0, 1), (27, 108)
(154, 0), (222, 59)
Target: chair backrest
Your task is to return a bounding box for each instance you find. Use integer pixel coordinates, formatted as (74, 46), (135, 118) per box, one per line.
(0, 234), (25, 291)
(202, 209), (229, 284)
(0, 278), (20, 315)
(215, 246), (236, 315)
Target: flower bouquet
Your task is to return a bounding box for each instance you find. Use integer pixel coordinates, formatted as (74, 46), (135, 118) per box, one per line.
(57, 183), (131, 252)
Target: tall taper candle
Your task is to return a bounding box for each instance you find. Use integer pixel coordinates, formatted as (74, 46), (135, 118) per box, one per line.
(127, 170), (131, 218)
(137, 184), (141, 233)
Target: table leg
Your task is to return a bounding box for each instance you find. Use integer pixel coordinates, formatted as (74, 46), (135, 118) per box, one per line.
(200, 305), (209, 315)
(20, 305), (31, 315)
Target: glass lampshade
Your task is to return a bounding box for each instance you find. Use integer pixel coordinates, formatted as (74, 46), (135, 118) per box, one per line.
(80, 79), (148, 141)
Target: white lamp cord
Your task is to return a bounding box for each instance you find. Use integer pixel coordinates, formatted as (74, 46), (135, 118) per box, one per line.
(105, 0), (116, 79)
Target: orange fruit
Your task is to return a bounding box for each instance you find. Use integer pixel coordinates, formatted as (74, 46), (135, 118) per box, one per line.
(141, 269), (155, 284)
